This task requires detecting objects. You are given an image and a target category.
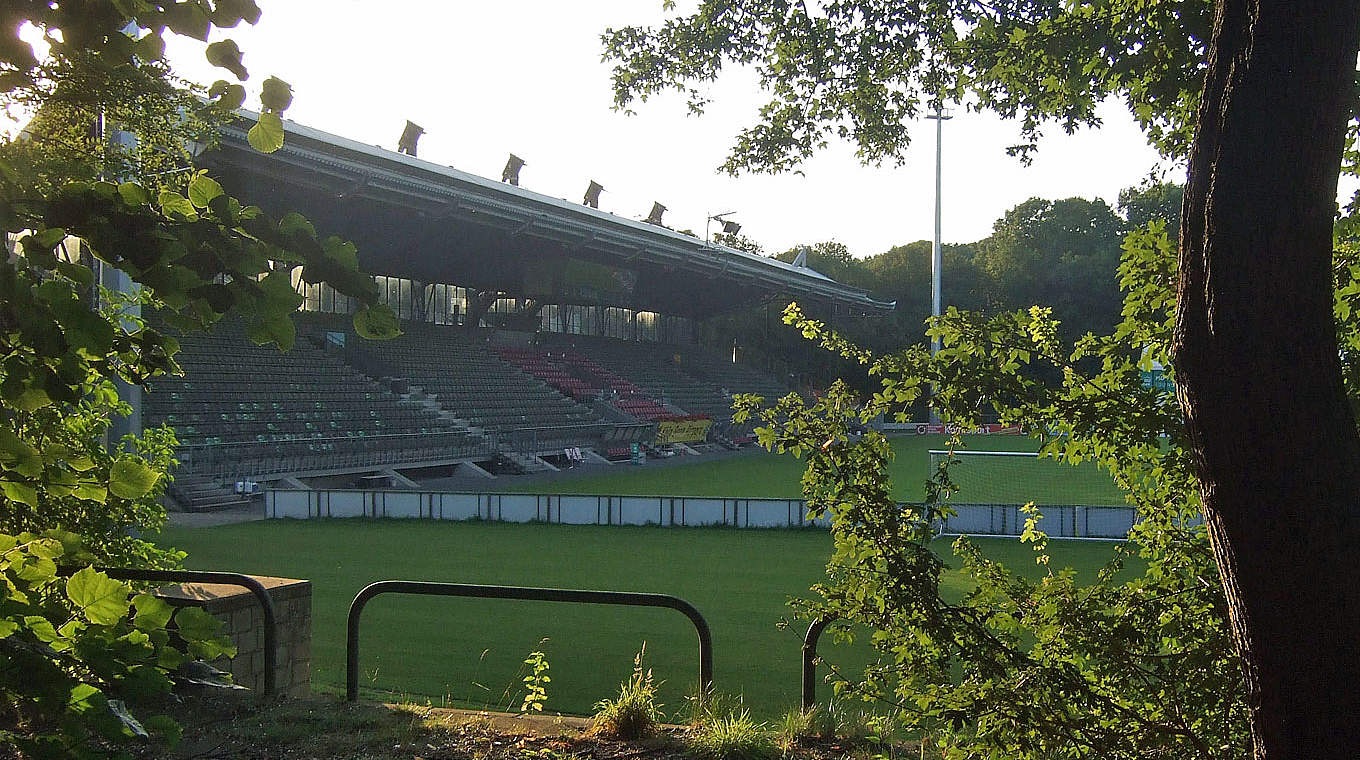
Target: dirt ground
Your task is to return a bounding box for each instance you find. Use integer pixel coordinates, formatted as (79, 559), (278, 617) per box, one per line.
(142, 695), (913, 760)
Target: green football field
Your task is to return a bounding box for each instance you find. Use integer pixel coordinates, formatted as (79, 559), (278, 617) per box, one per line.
(158, 434), (1129, 717)
(158, 522), (1127, 719)
(492, 434), (1126, 505)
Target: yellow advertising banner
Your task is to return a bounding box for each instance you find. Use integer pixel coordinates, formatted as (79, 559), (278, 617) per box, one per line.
(656, 418), (713, 444)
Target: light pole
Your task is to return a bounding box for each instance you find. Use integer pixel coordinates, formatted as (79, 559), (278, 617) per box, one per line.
(706, 211), (738, 245)
(925, 107), (951, 355)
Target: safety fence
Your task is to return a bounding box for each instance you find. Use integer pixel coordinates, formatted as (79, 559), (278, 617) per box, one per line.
(345, 581), (713, 701)
(264, 489), (1140, 538)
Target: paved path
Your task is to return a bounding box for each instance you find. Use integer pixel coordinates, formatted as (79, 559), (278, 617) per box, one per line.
(166, 503), (265, 528)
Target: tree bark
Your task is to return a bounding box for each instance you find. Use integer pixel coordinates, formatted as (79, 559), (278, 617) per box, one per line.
(1175, 1), (1360, 757)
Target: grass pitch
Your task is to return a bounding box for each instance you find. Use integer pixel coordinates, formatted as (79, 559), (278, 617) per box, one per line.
(497, 434), (1125, 506)
(159, 435), (1129, 717)
(158, 521), (1126, 719)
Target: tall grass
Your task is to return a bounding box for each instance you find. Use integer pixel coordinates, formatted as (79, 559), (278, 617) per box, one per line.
(589, 646), (663, 740)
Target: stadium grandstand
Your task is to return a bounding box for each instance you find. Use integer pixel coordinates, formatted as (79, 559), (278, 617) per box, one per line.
(143, 113), (893, 510)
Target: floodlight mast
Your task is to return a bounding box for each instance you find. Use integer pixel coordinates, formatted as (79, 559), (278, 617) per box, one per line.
(706, 211), (737, 245)
(926, 107), (951, 356)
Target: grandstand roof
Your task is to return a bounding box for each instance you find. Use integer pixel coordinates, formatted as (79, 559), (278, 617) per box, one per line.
(199, 112), (895, 318)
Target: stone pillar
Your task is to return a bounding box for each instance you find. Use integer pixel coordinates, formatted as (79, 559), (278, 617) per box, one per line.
(156, 575), (312, 698)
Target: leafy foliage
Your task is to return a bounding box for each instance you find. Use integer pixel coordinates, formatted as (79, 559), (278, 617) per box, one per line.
(0, 3), (400, 755)
(711, 183), (1180, 400)
(0, 531), (233, 758)
(603, 1), (1211, 174)
(519, 648), (551, 714)
(734, 222), (1248, 759)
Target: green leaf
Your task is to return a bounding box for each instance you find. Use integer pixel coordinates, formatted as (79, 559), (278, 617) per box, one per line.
(207, 80), (247, 110)
(26, 536), (63, 559)
(278, 211), (315, 239)
(245, 315), (296, 350)
(161, 2), (211, 40)
(187, 174), (224, 209)
(66, 567), (130, 625)
(31, 227), (67, 249)
(69, 683), (102, 707)
(11, 554), (56, 583)
(73, 482), (108, 504)
(205, 39), (248, 80)
(135, 31), (166, 61)
(171, 606), (222, 642)
(132, 593), (174, 631)
(260, 76), (293, 112)
(24, 615), (60, 643)
(247, 111), (285, 154)
(143, 714), (183, 748)
(0, 429), (43, 477)
(117, 181), (151, 206)
(353, 303), (402, 340)
(40, 528), (83, 557)
(2, 480), (38, 507)
(212, 0), (263, 25)
(157, 189), (198, 219)
(54, 261), (94, 287)
(109, 457), (159, 500)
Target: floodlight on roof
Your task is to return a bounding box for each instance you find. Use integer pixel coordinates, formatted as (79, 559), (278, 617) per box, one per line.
(584, 180), (604, 208)
(645, 202), (667, 225)
(705, 211), (738, 244)
(397, 121), (424, 156)
(502, 154), (526, 185)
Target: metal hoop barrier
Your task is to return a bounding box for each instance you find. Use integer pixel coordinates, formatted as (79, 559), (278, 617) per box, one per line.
(57, 568), (278, 698)
(345, 580), (713, 702)
(802, 616), (836, 711)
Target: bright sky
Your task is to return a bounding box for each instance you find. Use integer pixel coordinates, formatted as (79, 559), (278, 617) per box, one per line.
(155, 1), (1178, 257)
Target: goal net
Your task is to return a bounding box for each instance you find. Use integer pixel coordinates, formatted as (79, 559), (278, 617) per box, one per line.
(926, 449), (1133, 539)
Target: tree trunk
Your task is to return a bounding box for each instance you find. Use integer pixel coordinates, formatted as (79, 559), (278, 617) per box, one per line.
(1175, 1), (1360, 757)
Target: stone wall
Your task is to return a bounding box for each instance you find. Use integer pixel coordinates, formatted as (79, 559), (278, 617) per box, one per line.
(156, 575), (311, 698)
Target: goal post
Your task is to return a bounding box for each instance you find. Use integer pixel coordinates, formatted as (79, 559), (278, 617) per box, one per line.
(926, 449), (1133, 540)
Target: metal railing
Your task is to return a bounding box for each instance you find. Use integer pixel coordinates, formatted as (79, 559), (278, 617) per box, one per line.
(57, 568), (278, 698)
(173, 423), (659, 477)
(175, 431), (494, 478)
(802, 616), (835, 710)
(345, 580), (713, 702)
(501, 422), (653, 454)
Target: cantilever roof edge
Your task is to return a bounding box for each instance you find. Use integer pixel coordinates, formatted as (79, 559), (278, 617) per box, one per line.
(209, 110), (896, 313)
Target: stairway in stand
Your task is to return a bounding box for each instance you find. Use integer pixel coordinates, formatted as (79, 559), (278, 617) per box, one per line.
(500, 452), (556, 474)
(168, 475), (254, 512)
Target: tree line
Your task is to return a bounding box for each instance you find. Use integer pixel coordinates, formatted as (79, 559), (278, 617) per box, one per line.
(706, 182), (1184, 391)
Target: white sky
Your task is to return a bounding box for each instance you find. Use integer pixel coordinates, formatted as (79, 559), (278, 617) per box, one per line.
(156, 1), (1177, 257)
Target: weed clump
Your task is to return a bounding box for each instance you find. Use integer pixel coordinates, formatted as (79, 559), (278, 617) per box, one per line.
(589, 646), (662, 740)
(686, 707), (777, 760)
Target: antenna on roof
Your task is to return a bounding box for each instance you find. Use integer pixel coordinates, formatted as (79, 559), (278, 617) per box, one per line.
(397, 121), (424, 156)
(644, 202), (667, 225)
(502, 154), (526, 185)
(584, 180), (604, 208)
(792, 246), (809, 267)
